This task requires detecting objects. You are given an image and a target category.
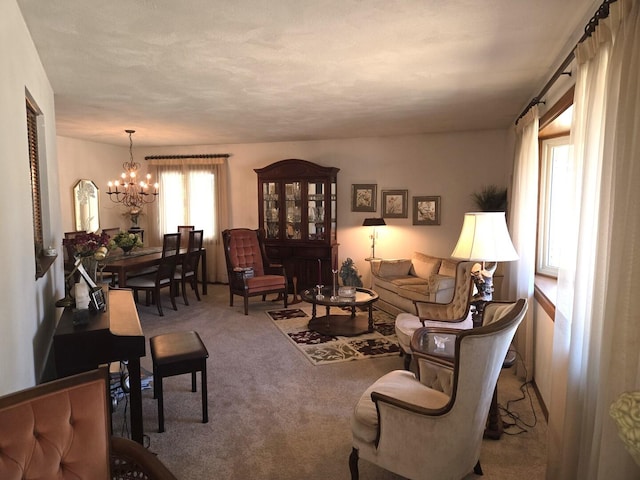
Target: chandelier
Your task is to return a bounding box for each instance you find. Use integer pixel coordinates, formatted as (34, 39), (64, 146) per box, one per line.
(106, 129), (158, 209)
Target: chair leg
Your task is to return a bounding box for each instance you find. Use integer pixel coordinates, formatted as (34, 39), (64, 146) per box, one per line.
(156, 287), (164, 317)
(191, 371), (197, 392)
(229, 290), (234, 307)
(201, 362), (208, 424)
(349, 448), (359, 480)
(169, 284), (178, 311)
(193, 276), (201, 301)
(243, 295), (249, 315)
(157, 374), (165, 433)
(284, 290), (288, 308)
(182, 278), (189, 306)
(474, 460), (483, 475)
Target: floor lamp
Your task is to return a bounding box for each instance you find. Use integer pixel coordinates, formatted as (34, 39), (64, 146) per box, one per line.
(450, 212), (518, 327)
(362, 218), (386, 260)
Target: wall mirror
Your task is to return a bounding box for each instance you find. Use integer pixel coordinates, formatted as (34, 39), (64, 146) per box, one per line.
(73, 179), (100, 232)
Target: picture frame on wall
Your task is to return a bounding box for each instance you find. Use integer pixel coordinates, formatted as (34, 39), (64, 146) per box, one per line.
(381, 190), (408, 218)
(413, 196), (441, 225)
(351, 184), (377, 212)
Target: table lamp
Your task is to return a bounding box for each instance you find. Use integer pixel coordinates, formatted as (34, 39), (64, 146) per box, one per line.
(451, 212), (518, 325)
(362, 218), (386, 260)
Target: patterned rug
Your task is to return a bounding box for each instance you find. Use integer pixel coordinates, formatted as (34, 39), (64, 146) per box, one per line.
(267, 307), (400, 365)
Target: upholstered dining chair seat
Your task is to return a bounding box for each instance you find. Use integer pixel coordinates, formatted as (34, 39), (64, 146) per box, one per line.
(127, 275), (171, 288)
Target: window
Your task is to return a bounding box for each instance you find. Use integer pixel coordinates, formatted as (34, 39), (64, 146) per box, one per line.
(537, 135), (572, 277)
(536, 88), (574, 280)
(158, 165), (216, 241)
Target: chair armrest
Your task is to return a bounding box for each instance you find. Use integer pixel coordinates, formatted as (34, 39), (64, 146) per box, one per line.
(111, 436), (177, 479)
(371, 390), (449, 417)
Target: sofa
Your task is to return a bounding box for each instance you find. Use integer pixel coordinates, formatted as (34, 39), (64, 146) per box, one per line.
(370, 252), (473, 315)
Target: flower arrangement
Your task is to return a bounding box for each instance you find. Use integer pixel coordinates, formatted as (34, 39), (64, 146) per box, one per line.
(109, 231), (143, 251)
(63, 232), (110, 258)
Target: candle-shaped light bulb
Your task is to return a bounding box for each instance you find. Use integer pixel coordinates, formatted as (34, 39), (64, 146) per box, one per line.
(108, 181), (113, 193)
(154, 183), (159, 193)
(146, 173), (151, 181)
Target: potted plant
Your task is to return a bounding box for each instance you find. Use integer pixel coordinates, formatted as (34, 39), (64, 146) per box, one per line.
(109, 231), (143, 255)
(471, 185), (508, 212)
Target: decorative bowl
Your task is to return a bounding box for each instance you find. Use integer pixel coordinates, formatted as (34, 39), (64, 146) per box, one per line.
(338, 286), (356, 297)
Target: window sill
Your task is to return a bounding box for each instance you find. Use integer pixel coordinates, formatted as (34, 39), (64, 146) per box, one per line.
(534, 274), (556, 320)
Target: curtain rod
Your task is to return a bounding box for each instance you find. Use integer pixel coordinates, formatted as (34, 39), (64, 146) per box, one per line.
(515, 0), (617, 125)
(144, 153), (230, 160)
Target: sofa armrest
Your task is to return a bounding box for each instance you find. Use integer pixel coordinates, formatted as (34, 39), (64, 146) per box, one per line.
(111, 436), (178, 479)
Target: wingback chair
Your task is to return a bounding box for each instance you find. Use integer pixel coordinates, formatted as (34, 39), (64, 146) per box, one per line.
(0, 367), (177, 480)
(395, 260), (474, 369)
(222, 228), (288, 315)
(349, 299), (528, 480)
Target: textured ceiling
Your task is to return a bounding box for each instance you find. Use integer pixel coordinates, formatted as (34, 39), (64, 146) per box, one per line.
(17, 0), (597, 147)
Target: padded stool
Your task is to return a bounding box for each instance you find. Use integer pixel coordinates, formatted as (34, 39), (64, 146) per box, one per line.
(150, 330), (209, 433)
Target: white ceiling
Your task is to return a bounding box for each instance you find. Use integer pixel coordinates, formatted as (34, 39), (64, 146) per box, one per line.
(17, 0), (597, 147)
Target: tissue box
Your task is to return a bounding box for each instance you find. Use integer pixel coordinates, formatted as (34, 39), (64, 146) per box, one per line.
(338, 286), (356, 297)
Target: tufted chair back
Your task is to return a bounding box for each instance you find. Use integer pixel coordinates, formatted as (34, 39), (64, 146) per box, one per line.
(224, 228), (266, 276)
(414, 260), (474, 321)
(0, 369), (111, 480)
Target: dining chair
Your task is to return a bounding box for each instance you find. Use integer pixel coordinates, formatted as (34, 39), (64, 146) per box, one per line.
(178, 225), (194, 249)
(126, 233), (181, 316)
(100, 227), (121, 284)
(173, 229), (204, 305)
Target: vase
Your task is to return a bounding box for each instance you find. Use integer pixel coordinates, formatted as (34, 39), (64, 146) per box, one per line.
(121, 245), (134, 255)
(80, 256), (98, 284)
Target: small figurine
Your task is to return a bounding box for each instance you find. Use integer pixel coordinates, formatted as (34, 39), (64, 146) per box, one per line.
(339, 258), (363, 287)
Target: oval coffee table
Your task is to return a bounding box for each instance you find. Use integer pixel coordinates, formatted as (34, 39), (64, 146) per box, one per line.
(301, 287), (379, 336)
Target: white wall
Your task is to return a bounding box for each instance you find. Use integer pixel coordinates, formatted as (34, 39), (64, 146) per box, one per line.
(0, 0), (63, 394)
(57, 130), (512, 286)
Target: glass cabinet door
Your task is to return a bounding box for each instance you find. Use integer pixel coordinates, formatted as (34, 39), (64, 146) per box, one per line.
(308, 181), (325, 240)
(284, 181), (302, 239)
(263, 181), (280, 239)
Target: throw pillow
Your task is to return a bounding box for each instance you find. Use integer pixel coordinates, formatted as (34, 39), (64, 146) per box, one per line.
(377, 259), (412, 277)
(410, 252), (442, 279)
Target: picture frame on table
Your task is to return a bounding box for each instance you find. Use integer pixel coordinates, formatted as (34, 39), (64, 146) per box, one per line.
(351, 184), (377, 212)
(381, 190), (408, 218)
(413, 196), (441, 225)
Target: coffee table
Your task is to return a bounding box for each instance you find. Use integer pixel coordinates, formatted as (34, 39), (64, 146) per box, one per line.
(301, 287), (379, 336)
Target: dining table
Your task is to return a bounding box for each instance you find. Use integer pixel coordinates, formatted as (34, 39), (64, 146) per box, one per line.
(101, 246), (207, 294)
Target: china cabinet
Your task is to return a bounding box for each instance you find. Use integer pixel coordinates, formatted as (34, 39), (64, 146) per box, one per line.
(255, 159), (339, 291)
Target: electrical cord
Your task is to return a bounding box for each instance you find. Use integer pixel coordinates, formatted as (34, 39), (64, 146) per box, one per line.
(498, 348), (539, 436)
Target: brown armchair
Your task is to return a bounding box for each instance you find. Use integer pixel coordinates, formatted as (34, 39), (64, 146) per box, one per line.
(222, 228), (288, 315)
(0, 367), (177, 480)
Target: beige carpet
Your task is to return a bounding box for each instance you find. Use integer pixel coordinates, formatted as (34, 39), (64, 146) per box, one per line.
(113, 284), (547, 479)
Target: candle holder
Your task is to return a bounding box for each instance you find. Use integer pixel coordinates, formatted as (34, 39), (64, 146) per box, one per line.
(316, 284), (324, 300)
(330, 269), (339, 301)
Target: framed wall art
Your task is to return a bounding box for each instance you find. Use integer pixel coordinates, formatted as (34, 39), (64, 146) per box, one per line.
(413, 196), (441, 225)
(351, 184), (377, 212)
(381, 190), (408, 218)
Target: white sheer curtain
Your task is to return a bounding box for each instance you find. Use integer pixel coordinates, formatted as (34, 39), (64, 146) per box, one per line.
(507, 106), (539, 380)
(149, 157), (230, 284)
(547, 1), (640, 478)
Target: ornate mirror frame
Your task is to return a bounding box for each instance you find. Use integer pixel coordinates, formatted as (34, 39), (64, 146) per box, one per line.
(73, 179), (100, 232)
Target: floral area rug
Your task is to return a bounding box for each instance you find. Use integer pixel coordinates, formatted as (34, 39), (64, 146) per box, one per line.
(267, 307), (400, 365)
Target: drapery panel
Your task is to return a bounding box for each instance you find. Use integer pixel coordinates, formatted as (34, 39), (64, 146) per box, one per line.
(148, 157), (230, 283)
(547, 1), (640, 478)
(507, 106), (539, 381)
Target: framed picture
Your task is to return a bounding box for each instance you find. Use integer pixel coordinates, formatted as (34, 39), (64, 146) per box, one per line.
(381, 190), (408, 218)
(413, 196), (441, 225)
(351, 184), (377, 212)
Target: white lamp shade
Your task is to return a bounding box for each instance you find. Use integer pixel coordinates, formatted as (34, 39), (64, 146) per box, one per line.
(451, 212), (519, 262)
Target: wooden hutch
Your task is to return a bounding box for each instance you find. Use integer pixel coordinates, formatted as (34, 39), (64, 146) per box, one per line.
(255, 159), (339, 292)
